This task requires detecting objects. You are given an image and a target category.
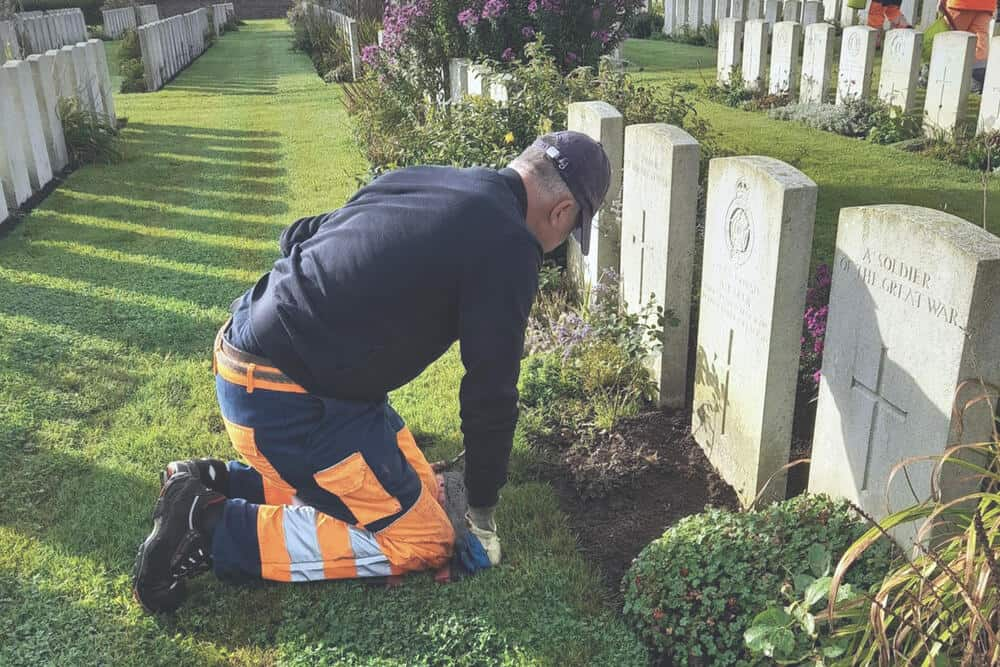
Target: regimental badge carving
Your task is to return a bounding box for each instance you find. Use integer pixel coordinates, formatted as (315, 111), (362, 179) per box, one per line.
(725, 178), (754, 264)
(847, 32), (861, 57)
(888, 31), (905, 58)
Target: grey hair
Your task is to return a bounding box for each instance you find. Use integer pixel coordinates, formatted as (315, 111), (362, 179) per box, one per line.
(508, 136), (576, 206)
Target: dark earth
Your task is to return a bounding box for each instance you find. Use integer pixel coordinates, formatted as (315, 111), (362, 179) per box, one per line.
(534, 409), (741, 608)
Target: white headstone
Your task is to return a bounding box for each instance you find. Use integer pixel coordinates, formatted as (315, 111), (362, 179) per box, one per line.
(742, 19), (769, 91)
(824, 0), (840, 20)
(731, 0), (746, 19)
(87, 39), (116, 126)
(782, 0), (802, 20)
(675, 0), (690, 34)
(488, 73), (511, 103)
(621, 124), (700, 409)
(923, 31), (975, 138)
(802, 0), (822, 24)
(717, 18), (744, 84)
(809, 205), (1000, 545)
(693, 156), (817, 506)
(0, 64), (32, 209)
(977, 36), (1000, 133)
(715, 0), (729, 21)
(900, 0), (916, 25)
(836, 26), (877, 104)
(769, 21), (802, 95)
(688, 0), (704, 29)
(3, 60), (52, 191)
(877, 29), (922, 113)
(449, 58), (469, 101)
(74, 42), (105, 117)
(54, 45), (77, 100)
(467, 64), (488, 95)
(27, 51), (69, 172)
(800, 22), (835, 104)
(704, 0), (717, 25)
(663, 0), (677, 34)
(764, 0), (780, 29)
(918, 0), (937, 28)
(747, 0), (763, 19)
(0, 20), (21, 60)
(566, 101), (625, 297)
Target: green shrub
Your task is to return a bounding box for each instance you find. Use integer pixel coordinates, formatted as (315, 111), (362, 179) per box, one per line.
(628, 11), (664, 39)
(20, 0), (101, 24)
(704, 70), (791, 112)
(117, 28), (145, 93)
(58, 97), (123, 166)
(622, 494), (893, 666)
(768, 98), (920, 143)
(289, 6), (375, 82)
(923, 130), (1000, 172)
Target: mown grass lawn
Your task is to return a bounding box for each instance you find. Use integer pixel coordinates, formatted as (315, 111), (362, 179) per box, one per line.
(0, 20), (646, 666)
(622, 37), (1000, 266)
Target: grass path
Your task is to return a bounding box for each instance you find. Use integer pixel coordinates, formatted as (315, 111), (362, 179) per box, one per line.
(622, 38), (1000, 266)
(0, 21), (645, 666)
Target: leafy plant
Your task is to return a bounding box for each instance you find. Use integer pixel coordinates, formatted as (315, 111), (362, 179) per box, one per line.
(118, 28), (145, 93)
(922, 130), (1000, 173)
(830, 416), (1000, 665)
(704, 69), (790, 112)
(622, 494), (892, 666)
(57, 97), (123, 166)
(627, 10), (664, 39)
(798, 263), (831, 398)
(744, 544), (863, 663)
(769, 98), (920, 143)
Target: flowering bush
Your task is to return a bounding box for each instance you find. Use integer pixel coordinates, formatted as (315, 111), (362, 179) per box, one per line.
(364, 0), (644, 102)
(798, 263), (831, 396)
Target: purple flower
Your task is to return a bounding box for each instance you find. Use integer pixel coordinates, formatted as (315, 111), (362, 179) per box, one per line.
(591, 29), (611, 44)
(361, 44), (380, 66)
(481, 0), (508, 19)
(457, 8), (479, 26)
(528, 0), (538, 11)
(521, 25), (535, 39)
(565, 51), (578, 64)
(502, 47), (515, 61)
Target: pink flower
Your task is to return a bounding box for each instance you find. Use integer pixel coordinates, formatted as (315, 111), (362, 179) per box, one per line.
(457, 8), (479, 26)
(481, 0), (508, 19)
(521, 25), (535, 39)
(565, 51), (578, 64)
(528, 0), (538, 11)
(502, 47), (514, 60)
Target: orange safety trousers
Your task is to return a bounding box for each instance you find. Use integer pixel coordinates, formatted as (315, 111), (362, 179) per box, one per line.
(867, 2), (910, 29)
(943, 7), (994, 63)
(209, 332), (454, 583)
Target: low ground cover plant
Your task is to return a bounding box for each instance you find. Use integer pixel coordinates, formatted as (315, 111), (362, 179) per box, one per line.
(921, 130), (1000, 173)
(117, 28), (145, 93)
(768, 98), (920, 145)
(622, 494), (892, 665)
(58, 97), (123, 165)
(704, 72), (790, 112)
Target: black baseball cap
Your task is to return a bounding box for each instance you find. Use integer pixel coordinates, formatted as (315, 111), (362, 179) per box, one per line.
(531, 131), (611, 255)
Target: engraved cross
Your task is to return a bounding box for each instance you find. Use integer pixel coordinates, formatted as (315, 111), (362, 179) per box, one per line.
(935, 65), (949, 111)
(852, 346), (908, 490)
(716, 329), (735, 436)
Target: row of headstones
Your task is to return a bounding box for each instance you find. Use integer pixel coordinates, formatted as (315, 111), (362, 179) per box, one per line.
(2, 9), (87, 60)
(137, 9), (212, 92)
(720, 20), (1000, 137)
(666, 0), (941, 34)
(447, 58), (513, 103)
(0, 40), (116, 224)
(102, 5), (160, 40)
(212, 3), (236, 38)
(300, 2), (361, 81)
(566, 99), (1000, 543)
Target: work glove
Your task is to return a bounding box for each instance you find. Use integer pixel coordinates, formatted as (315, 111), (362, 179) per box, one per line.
(466, 505), (501, 566)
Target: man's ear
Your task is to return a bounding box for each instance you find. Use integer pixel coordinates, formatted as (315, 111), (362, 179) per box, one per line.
(550, 198), (577, 232)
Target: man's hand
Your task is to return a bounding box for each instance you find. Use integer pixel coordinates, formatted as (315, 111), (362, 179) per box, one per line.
(466, 506), (501, 566)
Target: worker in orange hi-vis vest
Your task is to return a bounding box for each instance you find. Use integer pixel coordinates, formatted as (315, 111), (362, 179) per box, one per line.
(868, 0), (912, 48)
(939, 0), (998, 92)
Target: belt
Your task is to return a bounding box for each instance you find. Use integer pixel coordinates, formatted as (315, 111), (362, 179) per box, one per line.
(213, 319), (307, 394)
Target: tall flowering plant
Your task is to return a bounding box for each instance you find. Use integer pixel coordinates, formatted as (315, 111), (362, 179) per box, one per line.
(798, 263), (831, 394)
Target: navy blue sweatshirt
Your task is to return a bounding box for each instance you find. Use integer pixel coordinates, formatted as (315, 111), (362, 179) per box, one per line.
(243, 166), (541, 508)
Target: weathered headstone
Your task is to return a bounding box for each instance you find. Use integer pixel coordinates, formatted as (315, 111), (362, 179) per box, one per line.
(800, 22), (835, 103)
(769, 21), (802, 95)
(877, 29), (922, 113)
(621, 124), (700, 409)
(703, 0), (717, 25)
(688, 0), (703, 30)
(674, 0), (689, 35)
(663, 0), (677, 35)
(809, 205), (1000, 545)
(715, 0), (729, 21)
(918, 0), (937, 29)
(54, 45), (77, 100)
(467, 63), (488, 96)
(0, 64), (32, 209)
(27, 51), (69, 172)
(717, 18), (744, 84)
(742, 19), (769, 91)
(923, 31), (975, 138)
(731, 0), (746, 19)
(87, 39), (116, 126)
(693, 156), (817, 506)
(566, 101), (625, 297)
(488, 73), (511, 103)
(764, 0), (780, 29)
(448, 58), (469, 101)
(74, 42), (105, 117)
(836, 26), (877, 104)
(782, 0), (802, 20)
(977, 36), (1000, 133)
(3, 60), (52, 191)
(824, 0), (840, 20)
(802, 0), (822, 24)
(900, 0), (916, 25)
(747, 0), (763, 19)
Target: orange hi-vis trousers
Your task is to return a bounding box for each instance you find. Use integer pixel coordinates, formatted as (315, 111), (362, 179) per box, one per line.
(867, 2), (910, 29)
(209, 327), (454, 582)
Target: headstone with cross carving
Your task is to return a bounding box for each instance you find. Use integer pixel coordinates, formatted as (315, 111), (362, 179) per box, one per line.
(923, 31), (975, 138)
(717, 18), (744, 84)
(693, 157), (817, 507)
(769, 21), (803, 95)
(977, 36), (1000, 133)
(566, 101), (625, 299)
(621, 124), (700, 409)
(836, 26), (877, 104)
(809, 205), (1000, 545)
(800, 22), (835, 104)
(742, 19), (769, 91)
(877, 29), (922, 113)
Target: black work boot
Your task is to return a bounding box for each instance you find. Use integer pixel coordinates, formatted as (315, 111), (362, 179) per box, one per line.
(132, 472), (225, 614)
(160, 458), (229, 495)
(972, 67), (986, 95)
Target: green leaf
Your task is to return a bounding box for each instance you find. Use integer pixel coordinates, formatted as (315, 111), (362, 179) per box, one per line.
(745, 624), (797, 658)
(821, 642), (847, 658)
(807, 544), (830, 578)
(804, 576), (833, 609)
(793, 573), (814, 595)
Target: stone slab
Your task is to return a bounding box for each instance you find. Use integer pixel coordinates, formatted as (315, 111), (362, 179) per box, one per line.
(693, 156), (817, 506)
(809, 205), (1000, 545)
(717, 17), (743, 84)
(621, 124), (700, 409)
(769, 21), (802, 95)
(4, 59), (53, 191)
(923, 30), (975, 138)
(0, 62), (37, 206)
(877, 29), (922, 113)
(978, 36), (1000, 133)
(836, 25), (877, 104)
(27, 51), (69, 172)
(566, 101), (625, 298)
(800, 22), (835, 103)
(742, 19), (769, 91)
